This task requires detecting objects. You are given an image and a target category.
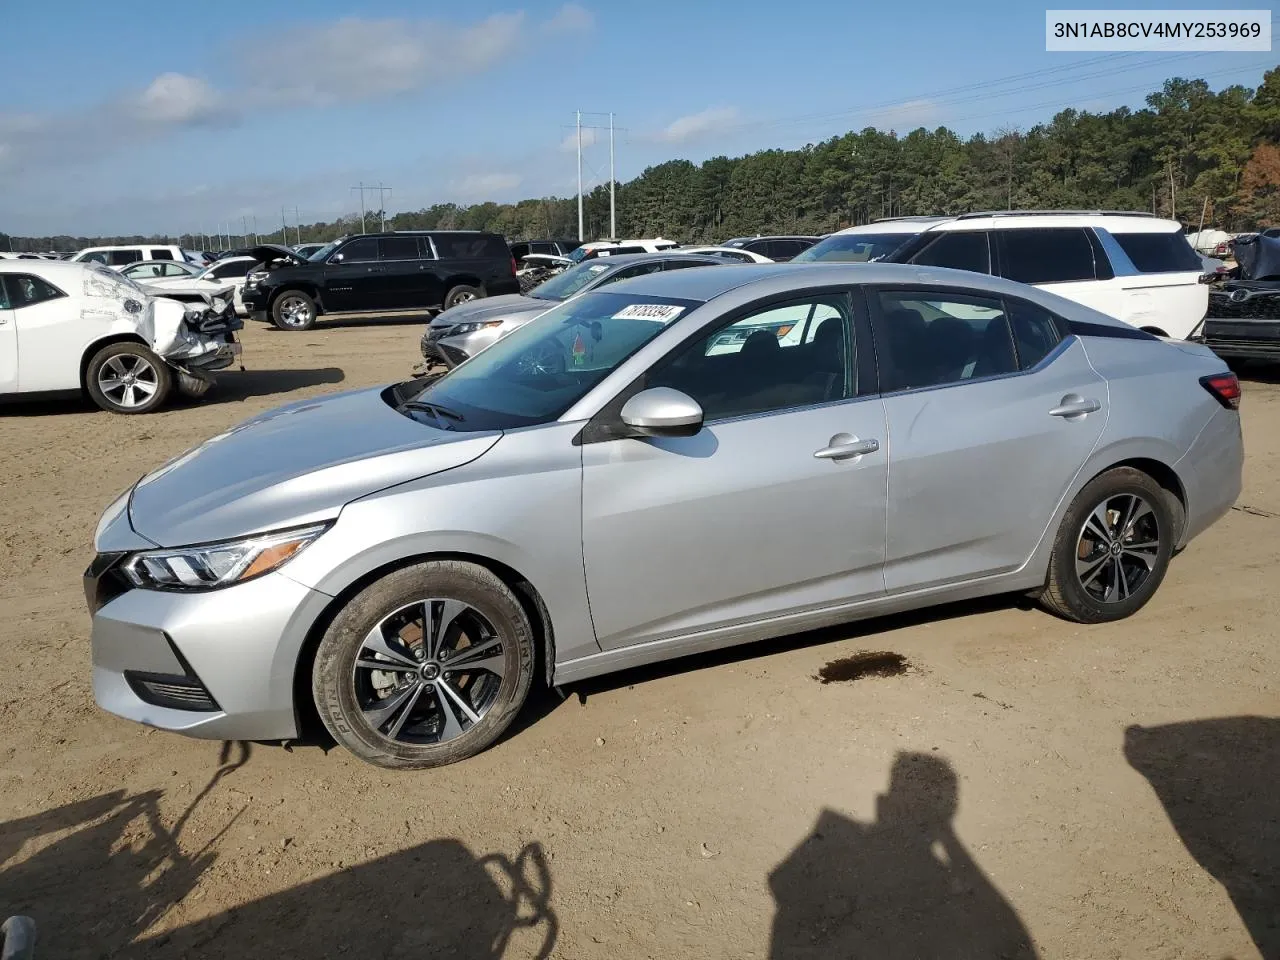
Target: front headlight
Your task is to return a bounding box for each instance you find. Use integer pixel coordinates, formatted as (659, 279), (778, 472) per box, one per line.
(120, 523), (329, 591)
(451, 320), (503, 336)
(245, 271), (266, 286)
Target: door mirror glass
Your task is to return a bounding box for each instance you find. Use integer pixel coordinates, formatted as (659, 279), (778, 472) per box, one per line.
(620, 387), (703, 437)
(329, 252), (344, 263)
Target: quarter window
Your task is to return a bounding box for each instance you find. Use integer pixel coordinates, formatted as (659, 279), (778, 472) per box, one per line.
(910, 231), (991, 274)
(1109, 232), (1202, 273)
(4, 274), (64, 308)
(647, 295), (854, 421)
(997, 228), (1095, 284)
(871, 290), (1016, 392)
(1006, 298), (1063, 369)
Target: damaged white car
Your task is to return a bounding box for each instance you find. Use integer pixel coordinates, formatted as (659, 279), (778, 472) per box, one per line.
(0, 260), (242, 414)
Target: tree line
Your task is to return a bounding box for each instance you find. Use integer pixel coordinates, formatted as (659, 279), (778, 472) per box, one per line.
(4, 70), (1278, 254)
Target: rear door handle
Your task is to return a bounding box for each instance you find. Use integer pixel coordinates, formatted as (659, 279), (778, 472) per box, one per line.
(814, 434), (879, 460)
(1049, 395), (1101, 419)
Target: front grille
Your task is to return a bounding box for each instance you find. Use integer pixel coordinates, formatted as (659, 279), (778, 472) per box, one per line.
(1208, 290), (1280, 321)
(125, 671), (219, 712)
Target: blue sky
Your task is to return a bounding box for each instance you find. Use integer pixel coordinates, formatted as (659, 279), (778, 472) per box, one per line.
(1, 0), (1274, 237)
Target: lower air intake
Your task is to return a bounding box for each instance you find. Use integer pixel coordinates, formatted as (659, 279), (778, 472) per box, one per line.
(124, 671), (219, 712)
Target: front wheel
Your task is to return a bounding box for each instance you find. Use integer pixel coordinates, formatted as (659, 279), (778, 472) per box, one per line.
(443, 285), (481, 310)
(1040, 467), (1175, 623)
(272, 291), (317, 331)
(312, 561), (536, 769)
(85, 342), (172, 414)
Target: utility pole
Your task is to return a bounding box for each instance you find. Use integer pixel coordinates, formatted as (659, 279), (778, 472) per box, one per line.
(252, 216), (259, 245)
(376, 183), (391, 231)
(242, 216), (249, 247)
(609, 112), (616, 239)
(295, 206), (302, 245)
(576, 110), (584, 242)
(281, 207), (289, 244)
(351, 183), (367, 233)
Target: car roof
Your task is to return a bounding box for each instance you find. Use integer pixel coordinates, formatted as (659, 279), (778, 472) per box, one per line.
(587, 252), (723, 269)
(834, 212), (1183, 235)
(602, 261), (1139, 331)
(0, 259), (98, 276)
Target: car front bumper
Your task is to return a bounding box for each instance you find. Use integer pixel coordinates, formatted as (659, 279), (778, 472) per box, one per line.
(87, 562), (332, 741)
(420, 325), (505, 368)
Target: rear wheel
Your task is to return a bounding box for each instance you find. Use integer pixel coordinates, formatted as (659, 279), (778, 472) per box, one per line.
(312, 561), (536, 769)
(1041, 467), (1175, 623)
(443, 285), (481, 310)
(85, 342), (172, 414)
(272, 291), (317, 331)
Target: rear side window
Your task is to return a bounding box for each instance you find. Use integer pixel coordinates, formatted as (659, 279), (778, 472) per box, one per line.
(1110, 232), (1202, 273)
(997, 228), (1096, 284)
(1006, 298), (1063, 369)
(211, 260), (253, 279)
(871, 290), (1016, 392)
(909, 231), (991, 274)
(107, 249), (145, 266)
(433, 234), (509, 260)
(151, 249), (175, 261)
(380, 237), (423, 261)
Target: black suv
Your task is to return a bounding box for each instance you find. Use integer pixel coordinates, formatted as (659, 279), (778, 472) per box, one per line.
(242, 231), (518, 331)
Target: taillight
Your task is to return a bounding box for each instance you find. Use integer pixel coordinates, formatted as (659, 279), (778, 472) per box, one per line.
(1200, 372), (1241, 410)
(510, 256), (518, 276)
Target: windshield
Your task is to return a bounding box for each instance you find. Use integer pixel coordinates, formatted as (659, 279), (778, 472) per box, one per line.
(565, 246), (593, 263)
(793, 233), (916, 263)
(529, 261), (611, 300)
(308, 242), (338, 262)
(399, 291), (702, 431)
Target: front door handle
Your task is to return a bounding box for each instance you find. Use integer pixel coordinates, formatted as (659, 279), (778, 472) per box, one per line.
(1049, 394), (1101, 419)
(814, 434), (879, 461)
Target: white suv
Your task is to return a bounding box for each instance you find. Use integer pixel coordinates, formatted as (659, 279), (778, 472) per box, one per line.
(795, 212), (1208, 340)
(565, 238), (679, 262)
(70, 245), (205, 271)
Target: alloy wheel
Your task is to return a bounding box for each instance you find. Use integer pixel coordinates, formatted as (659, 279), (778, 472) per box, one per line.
(278, 296), (313, 327)
(352, 598), (506, 745)
(1074, 493), (1162, 603)
(97, 354), (159, 409)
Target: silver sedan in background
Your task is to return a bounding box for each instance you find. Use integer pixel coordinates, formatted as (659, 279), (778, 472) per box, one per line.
(88, 263), (1242, 769)
(421, 252), (725, 368)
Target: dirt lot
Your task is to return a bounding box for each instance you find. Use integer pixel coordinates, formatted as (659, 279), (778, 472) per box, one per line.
(1, 318), (1277, 959)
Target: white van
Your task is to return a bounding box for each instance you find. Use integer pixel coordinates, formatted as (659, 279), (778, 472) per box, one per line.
(795, 212), (1208, 340)
(70, 245), (205, 271)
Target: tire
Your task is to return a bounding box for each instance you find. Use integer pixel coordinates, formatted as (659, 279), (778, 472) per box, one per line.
(443, 284), (481, 310)
(85, 341), (172, 414)
(312, 560), (536, 769)
(272, 290), (317, 331)
(1040, 467), (1176, 623)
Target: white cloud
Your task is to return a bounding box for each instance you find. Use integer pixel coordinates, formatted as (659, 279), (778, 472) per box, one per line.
(543, 3), (594, 34)
(656, 106), (741, 143)
(560, 126), (599, 152)
(454, 172), (523, 197)
(131, 73), (225, 125)
(241, 13), (527, 106)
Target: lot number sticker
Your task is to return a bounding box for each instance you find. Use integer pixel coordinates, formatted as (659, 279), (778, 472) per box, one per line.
(612, 303), (686, 323)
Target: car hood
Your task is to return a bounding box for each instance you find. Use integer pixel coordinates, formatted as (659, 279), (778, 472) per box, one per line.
(245, 244), (308, 266)
(127, 385), (501, 546)
(430, 294), (550, 327)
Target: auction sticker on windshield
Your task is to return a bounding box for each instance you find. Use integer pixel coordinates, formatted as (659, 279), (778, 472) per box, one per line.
(611, 303), (686, 323)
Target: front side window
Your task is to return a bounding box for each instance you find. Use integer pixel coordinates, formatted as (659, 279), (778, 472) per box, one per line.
(400, 291), (703, 430)
(647, 295), (854, 421)
(212, 261), (253, 280)
(336, 238), (379, 262)
(596, 262), (665, 286)
(4, 274), (64, 308)
(793, 233), (916, 263)
(871, 290), (1016, 392)
(997, 228), (1095, 284)
(909, 231), (991, 274)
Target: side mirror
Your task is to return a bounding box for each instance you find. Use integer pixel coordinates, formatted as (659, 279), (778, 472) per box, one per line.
(620, 387), (703, 438)
(329, 253), (344, 263)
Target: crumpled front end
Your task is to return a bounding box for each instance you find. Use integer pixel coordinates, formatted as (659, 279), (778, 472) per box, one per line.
(147, 295), (244, 397)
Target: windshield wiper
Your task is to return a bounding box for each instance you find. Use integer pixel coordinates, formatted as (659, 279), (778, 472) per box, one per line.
(400, 400), (466, 425)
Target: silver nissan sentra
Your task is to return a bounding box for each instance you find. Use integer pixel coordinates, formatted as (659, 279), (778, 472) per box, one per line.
(87, 263), (1243, 769)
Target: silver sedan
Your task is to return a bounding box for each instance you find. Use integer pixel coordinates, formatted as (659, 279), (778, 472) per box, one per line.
(88, 263), (1243, 769)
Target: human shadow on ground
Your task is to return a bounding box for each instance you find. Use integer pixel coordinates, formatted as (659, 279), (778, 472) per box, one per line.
(0, 741), (252, 958)
(137, 839), (557, 958)
(1125, 716), (1280, 959)
(768, 752), (1039, 959)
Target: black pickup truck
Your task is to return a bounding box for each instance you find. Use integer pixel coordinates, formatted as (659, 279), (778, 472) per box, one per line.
(241, 232), (518, 331)
(1198, 234), (1280, 362)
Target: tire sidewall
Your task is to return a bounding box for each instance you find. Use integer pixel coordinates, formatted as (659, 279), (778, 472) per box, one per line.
(272, 290), (316, 331)
(1053, 469), (1175, 622)
(85, 342), (172, 414)
(312, 562), (535, 769)
(443, 285), (481, 311)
